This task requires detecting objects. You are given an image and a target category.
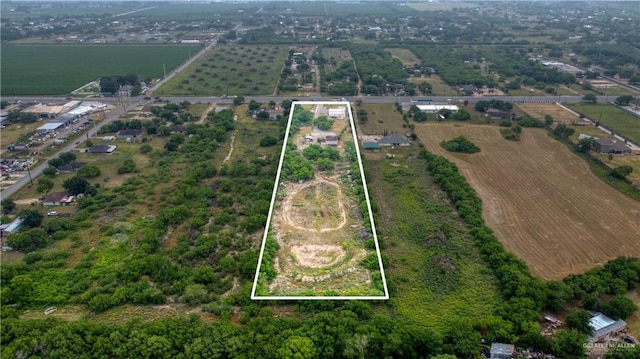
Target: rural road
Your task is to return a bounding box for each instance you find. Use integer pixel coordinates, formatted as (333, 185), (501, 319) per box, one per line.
(2, 95), (617, 106)
(147, 41), (217, 95)
(0, 93), (629, 199)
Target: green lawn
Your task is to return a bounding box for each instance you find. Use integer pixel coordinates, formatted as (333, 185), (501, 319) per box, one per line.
(1, 44), (199, 95)
(158, 45), (288, 96)
(568, 103), (640, 144)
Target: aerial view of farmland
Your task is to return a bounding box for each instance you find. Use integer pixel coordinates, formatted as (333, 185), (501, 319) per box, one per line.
(2, 1), (640, 357)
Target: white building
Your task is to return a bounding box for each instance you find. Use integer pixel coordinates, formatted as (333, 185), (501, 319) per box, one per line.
(416, 105), (459, 114)
(328, 106), (347, 118)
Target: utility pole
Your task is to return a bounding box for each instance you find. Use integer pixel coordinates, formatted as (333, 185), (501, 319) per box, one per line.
(26, 163), (33, 186)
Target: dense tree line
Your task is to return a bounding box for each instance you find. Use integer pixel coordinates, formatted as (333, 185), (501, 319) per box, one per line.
(349, 44), (413, 95)
(419, 149), (640, 355)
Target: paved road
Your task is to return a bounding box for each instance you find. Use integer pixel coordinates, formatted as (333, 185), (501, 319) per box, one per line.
(1, 94), (620, 106)
(148, 40), (217, 95)
(0, 92), (629, 199)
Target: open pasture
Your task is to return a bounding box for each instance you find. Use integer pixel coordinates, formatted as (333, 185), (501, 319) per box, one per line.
(568, 103), (640, 144)
(357, 103), (407, 136)
(1, 44), (199, 95)
(158, 45), (288, 96)
(416, 123), (640, 280)
(365, 154), (500, 331)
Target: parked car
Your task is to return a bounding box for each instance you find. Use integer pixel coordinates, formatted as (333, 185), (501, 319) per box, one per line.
(47, 211), (58, 217)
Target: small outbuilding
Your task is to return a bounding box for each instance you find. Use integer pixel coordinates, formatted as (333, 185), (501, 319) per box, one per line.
(0, 218), (23, 239)
(325, 135), (338, 147)
(593, 138), (631, 154)
(117, 129), (144, 139)
(588, 313), (627, 343)
(57, 161), (86, 173)
(267, 108), (284, 120)
(378, 134), (410, 147)
(88, 145), (117, 154)
(489, 343), (515, 359)
(41, 192), (75, 206)
(363, 142), (381, 151)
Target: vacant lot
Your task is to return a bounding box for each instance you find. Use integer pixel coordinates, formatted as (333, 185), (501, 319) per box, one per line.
(416, 123), (640, 280)
(385, 48), (419, 66)
(568, 103), (640, 144)
(159, 45), (288, 96)
(356, 103), (407, 136)
(0, 44), (199, 95)
(257, 105), (384, 297)
(321, 47), (354, 74)
(409, 75), (459, 96)
(365, 153), (500, 331)
(517, 103), (580, 123)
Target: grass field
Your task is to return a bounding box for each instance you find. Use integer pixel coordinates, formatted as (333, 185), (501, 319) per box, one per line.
(626, 290), (640, 337)
(1, 44), (199, 95)
(0, 2), (145, 20)
(416, 123), (640, 281)
(158, 45), (288, 96)
(407, 2), (476, 11)
(409, 75), (459, 96)
(365, 151), (500, 331)
(385, 48), (419, 67)
(568, 103), (640, 144)
(357, 103), (407, 136)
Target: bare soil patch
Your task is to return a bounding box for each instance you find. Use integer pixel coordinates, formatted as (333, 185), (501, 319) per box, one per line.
(416, 123), (640, 280)
(290, 244), (346, 269)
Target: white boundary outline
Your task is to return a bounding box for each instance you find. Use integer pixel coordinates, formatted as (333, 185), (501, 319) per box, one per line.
(251, 101), (389, 300)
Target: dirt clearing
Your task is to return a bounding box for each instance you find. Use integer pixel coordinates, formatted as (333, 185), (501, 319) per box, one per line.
(416, 123), (640, 280)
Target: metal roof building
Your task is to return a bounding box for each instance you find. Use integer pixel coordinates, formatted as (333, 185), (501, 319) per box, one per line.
(416, 105), (459, 113)
(588, 313), (627, 343)
(37, 122), (65, 133)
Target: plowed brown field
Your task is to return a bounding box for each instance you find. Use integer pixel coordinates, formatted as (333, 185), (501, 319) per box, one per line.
(416, 123), (640, 280)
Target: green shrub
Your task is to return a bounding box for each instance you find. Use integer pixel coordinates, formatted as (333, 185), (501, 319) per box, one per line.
(440, 136), (480, 153)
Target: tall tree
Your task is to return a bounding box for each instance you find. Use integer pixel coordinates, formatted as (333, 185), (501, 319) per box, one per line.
(1, 199), (16, 214)
(565, 309), (593, 335)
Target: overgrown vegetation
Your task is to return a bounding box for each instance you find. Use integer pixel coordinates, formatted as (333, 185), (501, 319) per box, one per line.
(440, 136), (480, 153)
